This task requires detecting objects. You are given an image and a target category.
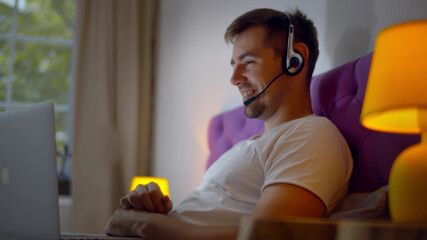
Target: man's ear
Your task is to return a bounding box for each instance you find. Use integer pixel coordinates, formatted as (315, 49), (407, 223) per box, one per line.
(294, 43), (309, 65)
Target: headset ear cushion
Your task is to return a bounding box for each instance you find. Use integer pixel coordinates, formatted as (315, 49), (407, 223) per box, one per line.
(283, 51), (304, 76)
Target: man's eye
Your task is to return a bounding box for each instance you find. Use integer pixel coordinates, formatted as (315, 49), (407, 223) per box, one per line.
(245, 60), (254, 66)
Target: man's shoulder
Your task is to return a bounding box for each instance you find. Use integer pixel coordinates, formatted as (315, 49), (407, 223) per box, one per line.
(270, 115), (346, 145)
(254, 115), (344, 147)
(278, 114), (336, 132)
(295, 114), (331, 124)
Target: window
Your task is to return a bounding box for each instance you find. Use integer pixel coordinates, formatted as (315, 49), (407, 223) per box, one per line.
(0, 0), (77, 194)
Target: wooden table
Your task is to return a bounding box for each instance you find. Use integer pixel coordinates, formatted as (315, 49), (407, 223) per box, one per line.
(237, 216), (427, 240)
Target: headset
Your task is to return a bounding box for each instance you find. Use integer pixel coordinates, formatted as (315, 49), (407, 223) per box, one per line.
(283, 12), (304, 76)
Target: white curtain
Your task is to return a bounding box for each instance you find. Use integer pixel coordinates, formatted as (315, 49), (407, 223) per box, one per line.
(72, 0), (158, 233)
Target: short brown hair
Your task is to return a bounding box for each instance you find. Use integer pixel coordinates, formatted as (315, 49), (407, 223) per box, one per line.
(225, 8), (319, 83)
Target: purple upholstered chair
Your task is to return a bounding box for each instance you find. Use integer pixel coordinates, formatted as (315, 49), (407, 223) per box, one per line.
(206, 52), (420, 194)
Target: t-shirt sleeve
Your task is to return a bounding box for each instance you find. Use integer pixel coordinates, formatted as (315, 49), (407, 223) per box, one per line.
(261, 118), (353, 212)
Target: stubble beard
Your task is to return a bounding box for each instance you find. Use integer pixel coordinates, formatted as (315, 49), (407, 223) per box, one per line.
(244, 102), (265, 119)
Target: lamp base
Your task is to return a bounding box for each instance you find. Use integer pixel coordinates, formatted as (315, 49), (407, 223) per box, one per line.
(389, 141), (427, 222)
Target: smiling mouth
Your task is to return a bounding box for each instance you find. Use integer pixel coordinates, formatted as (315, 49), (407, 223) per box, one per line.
(242, 89), (256, 98)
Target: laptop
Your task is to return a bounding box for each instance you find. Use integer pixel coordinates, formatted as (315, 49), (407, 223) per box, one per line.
(0, 101), (141, 240)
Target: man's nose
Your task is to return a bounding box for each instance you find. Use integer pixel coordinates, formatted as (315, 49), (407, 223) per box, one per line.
(230, 65), (247, 86)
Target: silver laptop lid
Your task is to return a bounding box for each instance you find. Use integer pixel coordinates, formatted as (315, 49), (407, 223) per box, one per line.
(0, 101), (59, 240)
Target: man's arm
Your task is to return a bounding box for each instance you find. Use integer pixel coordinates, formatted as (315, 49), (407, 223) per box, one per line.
(105, 209), (238, 240)
(105, 182), (325, 239)
(106, 182), (238, 239)
(254, 183), (326, 217)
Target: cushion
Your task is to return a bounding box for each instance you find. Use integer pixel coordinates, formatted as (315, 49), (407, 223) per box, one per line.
(328, 185), (389, 220)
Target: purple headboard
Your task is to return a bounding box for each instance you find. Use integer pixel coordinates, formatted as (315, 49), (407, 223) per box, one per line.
(207, 52), (420, 193)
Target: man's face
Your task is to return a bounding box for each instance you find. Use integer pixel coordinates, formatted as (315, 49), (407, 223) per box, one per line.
(230, 25), (286, 119)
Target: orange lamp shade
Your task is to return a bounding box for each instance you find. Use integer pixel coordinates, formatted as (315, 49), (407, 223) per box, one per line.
(360, 20), (427, 222)
(129, 176), (170, 196)
(360, 20), (427, 133)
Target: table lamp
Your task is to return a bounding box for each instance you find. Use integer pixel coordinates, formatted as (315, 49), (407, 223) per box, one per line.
(360, 20), (427, 222)
(129, 176), (170, 196)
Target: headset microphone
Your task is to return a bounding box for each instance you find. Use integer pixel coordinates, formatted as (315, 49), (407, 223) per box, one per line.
(243, 71), (285, 106)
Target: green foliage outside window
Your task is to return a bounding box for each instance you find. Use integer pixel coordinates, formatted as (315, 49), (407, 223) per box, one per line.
(0, 0), (76, 194)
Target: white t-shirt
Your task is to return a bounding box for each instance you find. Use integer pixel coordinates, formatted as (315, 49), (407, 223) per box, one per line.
(169, 115), (353, 226)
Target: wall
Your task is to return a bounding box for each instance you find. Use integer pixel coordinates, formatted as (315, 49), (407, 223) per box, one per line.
(153, 0), (427, 204)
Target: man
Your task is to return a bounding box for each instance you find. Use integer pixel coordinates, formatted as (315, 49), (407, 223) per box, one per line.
(105, 8), (352, 239)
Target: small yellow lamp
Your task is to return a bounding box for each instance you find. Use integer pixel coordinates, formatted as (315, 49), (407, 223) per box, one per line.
(129, 176), (170, 196)
(360, 20), (427, 222)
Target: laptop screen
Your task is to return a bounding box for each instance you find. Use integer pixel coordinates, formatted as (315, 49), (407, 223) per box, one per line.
(0, 101), (60, 240)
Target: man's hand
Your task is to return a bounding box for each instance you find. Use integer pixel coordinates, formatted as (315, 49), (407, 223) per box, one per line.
(120, 182), (173, 214)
